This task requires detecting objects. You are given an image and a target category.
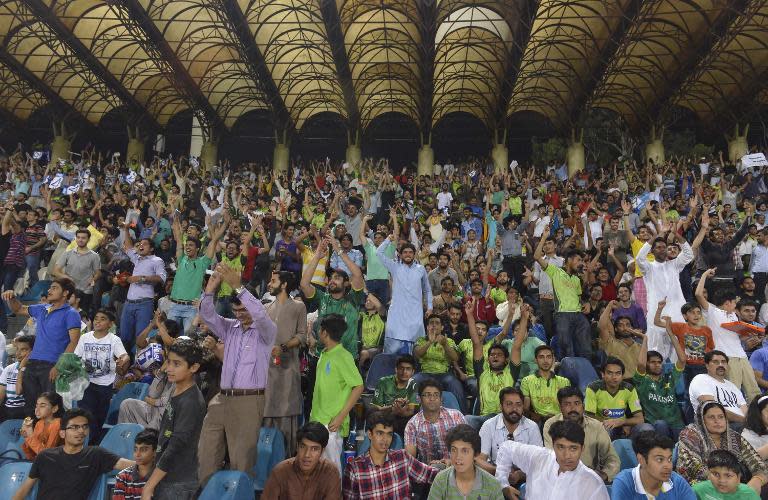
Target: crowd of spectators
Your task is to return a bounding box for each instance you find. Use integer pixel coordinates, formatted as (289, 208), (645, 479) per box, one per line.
(1, 144), (768, 499)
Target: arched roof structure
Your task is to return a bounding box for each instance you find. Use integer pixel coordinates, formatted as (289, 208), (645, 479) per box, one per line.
(0, 0), (765, 137)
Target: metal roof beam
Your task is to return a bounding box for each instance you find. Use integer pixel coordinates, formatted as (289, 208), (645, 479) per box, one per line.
(119, 0), (227, 133)
(25, 0), (160, 131)
(319, 0), (360, 132)
(416, 0), (437, 139)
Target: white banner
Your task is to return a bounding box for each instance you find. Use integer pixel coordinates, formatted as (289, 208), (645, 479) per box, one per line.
(742, 153), (768, 168)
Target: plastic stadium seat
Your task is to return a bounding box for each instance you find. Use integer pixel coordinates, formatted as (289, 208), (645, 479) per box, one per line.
(558, 357), (599, 395)
(100, 423), (144, 466)
(200, 470), (254, 500)
(613, 439), (638, 471)
(356, 432), (404, 456)
(18, 280), (51, 302)
(103, 382), (149, 428)
(0, 462), (38, 500)
(87, 473), (108, 500)
(673, 442), (679, 468)
(441, 391), (462, 411)
(253, 427), (286, 491)
(0, 420), (23, 453)
(364, 354), (400, 393)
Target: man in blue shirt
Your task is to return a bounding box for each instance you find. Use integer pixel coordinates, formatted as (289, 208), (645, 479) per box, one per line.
(1, 277), (82, 417)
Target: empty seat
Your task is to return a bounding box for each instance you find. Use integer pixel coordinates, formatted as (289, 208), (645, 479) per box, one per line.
(356, 432), (404, 456)
(613, 439), (638, 471)
(200, 470), (254, 500)
(18, 280), (51, 302)
(0, 420), (23, 454)
(558, 357), (599, 395)
(441, 391), (462, 411)
(0, 462), (38, 500)
(253, 427), (286, 491)
(364, 353), (400, 393)
(100, 423), (144, 467)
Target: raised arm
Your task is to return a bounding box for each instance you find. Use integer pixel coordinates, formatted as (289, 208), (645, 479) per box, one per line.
(299, 238), (328, 298)
(695, 268), (715, 311)
(330, 237), (364, 291)
(509, 304), (530, 366)
(532, 223), (550, 270)
(598, 301), (617, 346)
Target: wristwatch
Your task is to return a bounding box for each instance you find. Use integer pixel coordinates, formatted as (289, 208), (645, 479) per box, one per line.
(235, 286), (246, 295)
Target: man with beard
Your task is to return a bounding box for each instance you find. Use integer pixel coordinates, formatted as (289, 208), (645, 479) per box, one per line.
(689, 350), (748, 423)
(431, 276), (460, 319)
(378, 208), (433, 354)
(598, 301), (645, 380)
(488, 270), (511, 306)
(263, 270), (307, 457)
(53, 228), (101, 317)
(521, 345), (571, 425)
(543, 386), (620, 483)
(476, 387), (542, 485)
(428, 252), (459, 296)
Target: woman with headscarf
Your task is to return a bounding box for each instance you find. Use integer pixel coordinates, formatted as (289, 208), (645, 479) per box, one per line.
(677, 400), (768, 495)
(743, 395), (768, 460)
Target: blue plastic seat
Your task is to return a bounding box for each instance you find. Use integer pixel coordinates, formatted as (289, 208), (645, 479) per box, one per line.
(672, 442), (679, 468)
(103, 382), (149, 429)
(356, 432), (404, 456)
(441, 391), (461, 411)
(0, 420), (23, 454)
(364, 353), (400, 393)
(87, 473), (107, 500)
(558, 357), (599, 395)
(613, 439), (638, 471)
(100, 423), (144, 466)
(0, 462), (38, 500)
(253, 427), (286, 491)
(200, 470), (254, 500)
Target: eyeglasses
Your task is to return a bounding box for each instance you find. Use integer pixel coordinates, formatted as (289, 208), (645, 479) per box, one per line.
(65, 424), (89, 431)
(421, 392), (442, 400)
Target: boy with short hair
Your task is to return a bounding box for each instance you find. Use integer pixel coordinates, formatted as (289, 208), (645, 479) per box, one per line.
(0, 335), (34, 421)
(655, 301), (714, 384)
(113, 428), (159, 500)
(692, 449), (760, 499)
(142, 340), (207, 500)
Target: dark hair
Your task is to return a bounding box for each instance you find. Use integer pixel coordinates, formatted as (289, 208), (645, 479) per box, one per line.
(712, 289), (737, 307)
(38, 391), (65, 419)
(706, 449), (742, 475)
(399, 243), (416, 254)
(61, 407), (92, 429)
(745, 395), (768, 436)
(704, 350), (729, 364)
(499, 387), (524, 405)
(75, 228), (91, 239)
(651, 237), (667, 249)
(632, 431), (674, 460)
(396, 354), (416, 368)
(53, 277), (77, 300)
(366, 410), (395, 431)
(140, 237), (155, 250)
(548, 420), (585, 446)
(612, 315), (634, 329)
(445, 424), (481, 455)
(168, 339), (204, 367)
(488, 343), (509, 359)
(681, 302), (700, 315)
(319, 313), (347, 342)
(534, 345), (554, 357)
(738, 299), (758, 310)
(186, 237), (201, 249)
(14, 334), (35, 349)
(564, 249), (585, 261)
(418, 378), (442, 397)
(646, 350), (663, 363)
(297, 421), (329, 449)
(602, 356), (626, 375)
(94, 308), (116, 323)
(557, 386), (583, 404)
(135, 428), (159, 448)
(272, 270), (298, 293)
(617, 283), (632, 294)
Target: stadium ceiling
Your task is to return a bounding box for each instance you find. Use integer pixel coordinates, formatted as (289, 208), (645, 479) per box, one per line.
(0, 0), (766, 136)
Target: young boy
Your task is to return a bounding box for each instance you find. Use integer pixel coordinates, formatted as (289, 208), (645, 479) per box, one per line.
(74, 309), (129, 439)
(113, 428), (159, 500)
(656, 301), (714, 384)
(142, 340), (206, 500)
(692, 449), (760, 499)
(358, 293), (386, 370)
(0, 335), (34, 421)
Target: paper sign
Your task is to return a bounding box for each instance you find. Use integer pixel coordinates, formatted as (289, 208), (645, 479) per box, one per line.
(49, 173), (64, 189)
(126, 171), (137, 184)
(63, 183), (80, 195)
(741, 153), (768, 169)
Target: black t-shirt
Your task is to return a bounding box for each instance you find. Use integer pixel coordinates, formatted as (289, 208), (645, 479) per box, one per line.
(30, 446), (120, 500)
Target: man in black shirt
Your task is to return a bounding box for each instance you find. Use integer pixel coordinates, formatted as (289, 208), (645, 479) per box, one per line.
(12, 408), (135, 500)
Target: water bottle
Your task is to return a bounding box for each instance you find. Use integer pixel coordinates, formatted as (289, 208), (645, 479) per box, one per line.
(343, 430), (357, 466)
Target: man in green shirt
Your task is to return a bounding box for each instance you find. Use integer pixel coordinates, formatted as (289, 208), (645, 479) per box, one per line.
(633, 315), (687, 440)
(414, 314), (465, 412)
(585, 357), (647, 440)
(533, 228), (591, 359)
(370, 354), (419, 436)
(309, 313), (364, 474)
(360, 218), (394, 304)
(521, 345), (571, 425)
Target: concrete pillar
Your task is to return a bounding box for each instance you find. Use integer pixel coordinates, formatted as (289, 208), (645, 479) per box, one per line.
(190, 114), (204, 158)
(201, 141), (218, 169)
(492, 143), (508, 173)
(727, 124), (749, 164)
(418, 145), (434, 177)
(273, 143), (289, 174)
(645, 139), (665, 165)
(567, 129), (585, 177)
(126, 138), (145, 166)
(346, 144), (361, 167)
(51, 135), (71, 163)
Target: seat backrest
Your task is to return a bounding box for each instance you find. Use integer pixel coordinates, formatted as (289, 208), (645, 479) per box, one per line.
(105, 383), (149, 426)
(356, 432), (404, 456)
(200, 470), (254, 500)
(0, 420), (23, 452)
(558, 357), (599, 395)
(253, 427), (286, 491)
(100, 423), (144, 461)
(364, 354), (400, 392)
(0, 462), (37, 500)
(613, 439), (638, 471)
(441, 391), (461, 411)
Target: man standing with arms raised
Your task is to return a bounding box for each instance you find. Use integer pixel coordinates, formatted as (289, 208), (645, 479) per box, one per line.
(198, 263), (277, 485)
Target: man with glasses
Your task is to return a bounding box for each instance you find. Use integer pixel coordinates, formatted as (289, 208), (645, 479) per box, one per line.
(11, 408), (135, 500)
(404, 378), (465, 466)
(369, 355), (419, 436)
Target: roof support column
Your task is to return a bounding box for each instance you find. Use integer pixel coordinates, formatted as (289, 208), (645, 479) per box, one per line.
(567, 129), (585, 178)
(346, 129), (361, 167)
(127, 125), (146, 167)
(645, 125), (665, 165)
(727, 124), (749, 164)
(51, 121), (73, 163)
(492, 129), (508, 173)
(418, 133), (433, 177)
(273, 129), (290, 174)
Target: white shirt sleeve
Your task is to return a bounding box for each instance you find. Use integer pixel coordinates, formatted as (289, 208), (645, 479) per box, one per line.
(74, 334), (86, 358)
(495, 441), (547, 488)
(479, 419), (494, 458)
(112, 335), (128, 358)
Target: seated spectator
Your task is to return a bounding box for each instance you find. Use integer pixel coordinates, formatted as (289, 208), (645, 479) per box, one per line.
(21, 391), (64, 460)
(610, 431), (696, 500)
(404, 378), (466, 465)
(113, 428), (158, 500)
(369, 354), (418, 437)
(736, 300), (764, 358)
(262, 422), (341, 500)
(678, 401), (768, 494)
(585, 357), (648, 439)
(654, 301), (713, 385)
(611, 283), (647, 331)
(358, 292), (386, 370)
(521, 344), (571, 425)
(689, 351), (748, 423)
(496, 420), (610, 499)
(0, 335), (34, 421)
(118, 370), (172, 429)
(344, 411), (437, 500)
(742, 395), (768, 460)
(634, 313), (686, 440)
(691, 449), (761, 499)
(476, 387), (542, 484)
(598, 301), (644, 379)
(543, 386), (620, 483)
(413, 314), (465, 413)
(11, 408), (135, 500)
(427, 424), (503, 499)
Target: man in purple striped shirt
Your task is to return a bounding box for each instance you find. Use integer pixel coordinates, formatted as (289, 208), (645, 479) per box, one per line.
(197, 263), (277, 485)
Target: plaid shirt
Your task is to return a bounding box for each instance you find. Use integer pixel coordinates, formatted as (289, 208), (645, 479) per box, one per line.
(342, 448), (438, 500)
(404, 407), (466, 463)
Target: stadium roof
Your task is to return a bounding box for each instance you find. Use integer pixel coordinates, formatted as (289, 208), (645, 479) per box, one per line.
(0, 0), (766, 136)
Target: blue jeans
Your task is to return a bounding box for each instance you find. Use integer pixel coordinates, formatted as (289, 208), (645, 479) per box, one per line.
(120, 299), (154, 354)
(554, 312), (592, 359)
(25, 253), (41, 290)
(383, 338), (414, 355)
(650, 419), (682, 441)
(366, 279), (391, 305)
(413, 372), (467, 413)
(168, 303), (197, 334)
(1, 264), (24, 291)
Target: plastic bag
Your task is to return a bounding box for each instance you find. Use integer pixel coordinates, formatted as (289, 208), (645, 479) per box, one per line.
(54, 353), (89, 409)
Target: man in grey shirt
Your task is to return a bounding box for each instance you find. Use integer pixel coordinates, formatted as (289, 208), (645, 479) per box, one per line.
(53, 228), (101, 316)
(496, 216), (529, 291)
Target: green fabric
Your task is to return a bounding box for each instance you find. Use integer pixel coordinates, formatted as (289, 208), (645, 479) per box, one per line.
(521, 373), (571, 418)
(372, 375), (418, 407)
(585, 380), (643, 421)
(489, 287), (507, 305)
(457, 339), (477, 377)
(415, 337), (458, 374)
(427, 466), (504, 500)
(478, 367), (516, 415)
(508, 196), (523, 216)
(363, 240), (394, 280)
(307, 287), (365, 359)
(361, 312), (385, 349)
(310, 344), (363, 437)
(692, 480), (760, 499)
(519, 337), (545, 379)
(217, 254), (245, 297)
(545, 265), (583, 312)
(171, 254), (212, 301)
(632, 368), (684, 428)
(54, 353), (87, 393)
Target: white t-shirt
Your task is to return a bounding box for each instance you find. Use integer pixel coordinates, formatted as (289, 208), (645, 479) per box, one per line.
(0, 362), (23, 408)
(689, 373), (746, 416)
(74, 332), (127, 386)
(437, 191), (453, 211)
(706, 304), (747, 358)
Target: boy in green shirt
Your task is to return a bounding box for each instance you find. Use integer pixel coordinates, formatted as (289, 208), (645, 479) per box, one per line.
(693, 449), (760, 499)
(521, 345), (571, 425)
(370, 354), (419, 436)
(585, 356), (647, 440)
(358, 293), (386, 369)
